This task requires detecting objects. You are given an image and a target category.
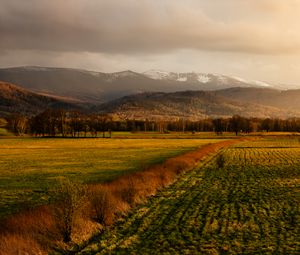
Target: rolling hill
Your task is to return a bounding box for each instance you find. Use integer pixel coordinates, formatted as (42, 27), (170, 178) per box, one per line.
(96, 90), (300, 120)
(0, 81), (80, 117)
(216, 87), (300, 110)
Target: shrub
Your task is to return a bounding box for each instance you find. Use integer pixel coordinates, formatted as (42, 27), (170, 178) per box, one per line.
(52, 178), (87, 243)
(117, 177), (137, 206)
(89, 186), (116, 226)
(158, 168), (175, 188)
(165, 158), (191, 175)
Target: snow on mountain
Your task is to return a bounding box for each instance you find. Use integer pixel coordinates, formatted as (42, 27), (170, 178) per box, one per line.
(143, 70), (171, 80)
(11, 67), (275, 89)
(177, 76), (187, 82)
(79, 70), (102, 77)
(113, 70), (140, 78)
(19, 66), (52, 72)
(215, 75), (228, 83)
(231, 76), (247, 83)
(197, 74), (211, 83)
(251, 80), (272, 87)
(143, 70), (274, 88)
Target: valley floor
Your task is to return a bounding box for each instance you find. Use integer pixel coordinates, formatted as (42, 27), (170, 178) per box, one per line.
(0, 137), (222, 219)
(77, 138), (300, 254)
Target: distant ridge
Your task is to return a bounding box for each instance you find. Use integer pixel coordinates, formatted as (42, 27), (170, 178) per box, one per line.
(96, 90), (300, 120)
(216, 87), (300, 111)
(1, 66), (293, 104)
(1, 66), (300, 120)
(0, 81), (80, 117)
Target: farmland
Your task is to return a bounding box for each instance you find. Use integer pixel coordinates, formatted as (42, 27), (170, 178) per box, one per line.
(0, 137), (224, 219)
(78, 138), (300, 254)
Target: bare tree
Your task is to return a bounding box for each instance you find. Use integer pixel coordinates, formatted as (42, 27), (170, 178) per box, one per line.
(7, 114), (28, 136)
(52, 179), (87, 243)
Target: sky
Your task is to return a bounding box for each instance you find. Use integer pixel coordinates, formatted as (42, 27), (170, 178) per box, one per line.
(1, 0), (300, 86)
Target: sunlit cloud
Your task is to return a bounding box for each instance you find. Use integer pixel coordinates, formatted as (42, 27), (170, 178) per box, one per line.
(1, 0), (300, 85)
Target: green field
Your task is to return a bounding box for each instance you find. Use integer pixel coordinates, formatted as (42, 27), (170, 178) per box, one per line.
(110, 131), (239, 139)
(0, 119), (11, 137)
(0, 138), (223, 219)
(0, 128), (11, 136)
(78, 138), (300, 254)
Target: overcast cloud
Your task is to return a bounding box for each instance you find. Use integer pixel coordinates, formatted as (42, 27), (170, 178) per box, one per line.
(1, 0), (300, 85)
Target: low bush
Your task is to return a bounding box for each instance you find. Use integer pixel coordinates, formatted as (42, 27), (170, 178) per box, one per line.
(52, 178), (87, 243)
(89, 185), (116, 226)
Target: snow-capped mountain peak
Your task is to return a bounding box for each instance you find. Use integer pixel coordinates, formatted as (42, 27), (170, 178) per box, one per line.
(143, 70), (171, 80)
(197, 74), (211, 83)
(143, 70), (274, 89)
(251, 80), (271, 87)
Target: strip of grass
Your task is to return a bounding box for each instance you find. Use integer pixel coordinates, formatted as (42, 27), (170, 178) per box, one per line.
(0, 128), (12, 137)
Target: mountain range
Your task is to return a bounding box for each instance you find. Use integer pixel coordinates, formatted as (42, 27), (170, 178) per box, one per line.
(0, 66), (289, 103)
(0, 66), (299, 119)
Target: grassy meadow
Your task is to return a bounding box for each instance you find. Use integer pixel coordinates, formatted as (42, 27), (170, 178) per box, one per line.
(78, 138), (300, 254)
(0, 118), (11, 137)
(0, 128), (11, 137)
(0, 137), (224, 219)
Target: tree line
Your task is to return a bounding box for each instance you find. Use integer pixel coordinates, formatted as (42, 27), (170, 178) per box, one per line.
(5, 109), (300, 136)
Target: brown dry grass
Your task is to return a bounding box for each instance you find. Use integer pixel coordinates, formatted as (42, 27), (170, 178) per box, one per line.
(0, 139), (240, 254)
(0, 234), (44, 255)
(0, 206), (55, 255)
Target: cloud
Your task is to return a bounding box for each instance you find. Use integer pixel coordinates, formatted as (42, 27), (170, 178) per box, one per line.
(1, 0), (300, 86)
(1, 0), (300, 55)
